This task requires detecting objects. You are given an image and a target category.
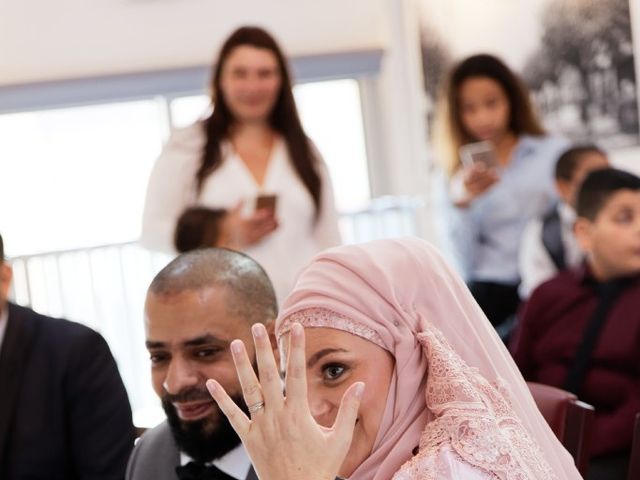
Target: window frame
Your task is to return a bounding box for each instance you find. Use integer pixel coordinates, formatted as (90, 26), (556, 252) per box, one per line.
(0, 50), (383, 114)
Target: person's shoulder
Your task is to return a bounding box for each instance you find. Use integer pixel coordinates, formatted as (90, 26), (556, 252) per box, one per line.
(164, 121), (207, 151)
(128, 421), (178, 476)
(527, 133), (569, 147)
(45, 313), (104, 344)
(10, 302), (92, 335)
(135, 421), (175, 450)
(522, 134), (570, 156)
(12, 303), (108, 352)
(151, 122), (207, 174)
(529, 268), (579, 302)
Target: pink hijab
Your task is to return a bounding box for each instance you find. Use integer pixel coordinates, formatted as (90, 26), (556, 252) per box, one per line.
(276, 238), (581, 480)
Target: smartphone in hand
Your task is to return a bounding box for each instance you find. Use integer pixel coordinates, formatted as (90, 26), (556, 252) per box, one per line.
(255, 194), (277, 213)
(459, 141), (498, 170)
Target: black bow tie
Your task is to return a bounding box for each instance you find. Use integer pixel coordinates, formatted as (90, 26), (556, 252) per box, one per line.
(175, 462), (237, 480)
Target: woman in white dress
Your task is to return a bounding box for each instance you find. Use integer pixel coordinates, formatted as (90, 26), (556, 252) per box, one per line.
(141, 26), (341, 302)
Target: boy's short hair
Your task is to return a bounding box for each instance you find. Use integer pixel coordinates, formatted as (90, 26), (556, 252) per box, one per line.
(0, 233), (4, 262)
(174, 207), (226, 253)
(555, 144), (606, 181)
(576, 168), (640, 220)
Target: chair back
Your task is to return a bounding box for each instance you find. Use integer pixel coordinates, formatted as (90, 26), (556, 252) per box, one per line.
(527, 382), (594, 476)
(628, 413), (640, 480)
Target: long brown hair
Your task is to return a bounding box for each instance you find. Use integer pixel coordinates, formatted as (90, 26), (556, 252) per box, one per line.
(197, 26), (321, 216)
(434, 54), (545, 176)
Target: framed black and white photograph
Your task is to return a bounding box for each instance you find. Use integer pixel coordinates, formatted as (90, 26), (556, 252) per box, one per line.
(419, 0), (639, 148)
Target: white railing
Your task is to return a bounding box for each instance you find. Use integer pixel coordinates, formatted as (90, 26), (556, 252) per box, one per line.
(8, 195), (428, 426)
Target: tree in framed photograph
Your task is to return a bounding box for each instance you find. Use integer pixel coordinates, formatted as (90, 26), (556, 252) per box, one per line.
(419, 0), (640, 149)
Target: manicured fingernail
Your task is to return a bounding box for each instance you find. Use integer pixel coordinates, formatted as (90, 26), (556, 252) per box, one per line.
(231, 340), (243, 354)
(252, 323), (266, 338)
(206, 379), (216, 393)
(354, 382), (365, 399)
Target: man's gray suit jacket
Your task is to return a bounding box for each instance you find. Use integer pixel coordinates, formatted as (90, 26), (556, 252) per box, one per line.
(126, 421), (257, 480)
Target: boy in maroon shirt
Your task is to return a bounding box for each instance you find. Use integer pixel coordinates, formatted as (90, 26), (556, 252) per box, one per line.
(511, 168), (640, 480)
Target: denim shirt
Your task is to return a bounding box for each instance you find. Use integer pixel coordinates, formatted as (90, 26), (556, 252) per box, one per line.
(442, 135), (570, 284)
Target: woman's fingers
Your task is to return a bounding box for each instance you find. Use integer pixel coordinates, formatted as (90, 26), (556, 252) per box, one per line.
(251, 323), (284, 410)
(243, 216), (278, 245)
(206, 379), (250, 437)
(332, 382), (364, 448)
(284, 323), (309, 409)
(466, 172), (498, 196)
(230, 340), (265, 415)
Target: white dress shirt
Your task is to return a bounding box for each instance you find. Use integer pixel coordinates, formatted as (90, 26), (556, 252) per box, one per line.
(518, 201), (584, 299)
(140, 123), (341, 303)
(0, 304), (8, 354)
(180, 443), (251, 480)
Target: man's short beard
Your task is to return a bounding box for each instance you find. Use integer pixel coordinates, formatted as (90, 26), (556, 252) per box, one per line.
(162, 387), (248, 463)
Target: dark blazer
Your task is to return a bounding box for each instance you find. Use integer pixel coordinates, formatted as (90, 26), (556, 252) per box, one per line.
(0, 302), (135, 479)
(126, 421), (258, 480)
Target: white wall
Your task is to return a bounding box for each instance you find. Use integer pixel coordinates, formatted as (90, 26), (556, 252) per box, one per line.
(0, 0), (386, 85)
(0, 0), (433, 204)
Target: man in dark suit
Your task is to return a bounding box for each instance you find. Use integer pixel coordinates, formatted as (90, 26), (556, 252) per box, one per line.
(0, 233), (135, 479)
(127, 248), (278, 480)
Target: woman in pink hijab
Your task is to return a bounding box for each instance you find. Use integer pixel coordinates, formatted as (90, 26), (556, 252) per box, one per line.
(207, 238), (582, 479)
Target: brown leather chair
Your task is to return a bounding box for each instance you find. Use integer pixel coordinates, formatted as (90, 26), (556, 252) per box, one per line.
(628, 413), (640, 480)
(527, 382), (595, 476)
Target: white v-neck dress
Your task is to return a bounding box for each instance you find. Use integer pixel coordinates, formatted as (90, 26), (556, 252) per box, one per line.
(141, 122), (341, 302)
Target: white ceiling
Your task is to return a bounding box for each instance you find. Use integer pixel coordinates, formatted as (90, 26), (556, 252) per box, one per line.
(0, 0), (387, 86)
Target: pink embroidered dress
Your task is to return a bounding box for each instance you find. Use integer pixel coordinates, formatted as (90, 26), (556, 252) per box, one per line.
(276, 238), (581, 480)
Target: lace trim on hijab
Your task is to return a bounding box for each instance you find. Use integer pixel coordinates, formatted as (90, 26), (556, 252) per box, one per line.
(278, 307), (386, 350)
(394, 324), (557, 480)
(281, 307), (558, 480)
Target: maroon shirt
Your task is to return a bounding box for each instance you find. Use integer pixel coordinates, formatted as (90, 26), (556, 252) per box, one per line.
(510, 265), (640, 456)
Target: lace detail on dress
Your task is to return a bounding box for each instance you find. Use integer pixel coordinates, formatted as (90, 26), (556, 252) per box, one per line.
(393, 323), (558, 480)
(393, 445), (495, 480)
(277, 307), (386, 350)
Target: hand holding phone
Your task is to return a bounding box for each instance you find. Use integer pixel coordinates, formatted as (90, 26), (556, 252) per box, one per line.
(452, 142), (500, 207)
(459, 141), (499, 170)
(218, 199), (279, 249)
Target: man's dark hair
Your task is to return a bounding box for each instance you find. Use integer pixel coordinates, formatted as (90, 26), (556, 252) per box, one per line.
(0, 233), (4, 262)
(149, 247), (277, 324)
(555, 144), (606, 181)
(576, 168), (640, 220)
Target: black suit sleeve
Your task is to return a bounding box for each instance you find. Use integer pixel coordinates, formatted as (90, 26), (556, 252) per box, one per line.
(65, 328), (135, 480)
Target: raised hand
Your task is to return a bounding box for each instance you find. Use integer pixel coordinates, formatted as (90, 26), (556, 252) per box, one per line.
(206, 323), (364, 480)
(462, 163), (500, 200)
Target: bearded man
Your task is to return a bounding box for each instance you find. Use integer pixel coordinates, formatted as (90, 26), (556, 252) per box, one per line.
(127, 248), (278, 480)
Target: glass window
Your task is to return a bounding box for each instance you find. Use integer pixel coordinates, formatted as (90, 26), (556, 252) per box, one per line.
(0, 77), (372, 425)
(0, 100), (164, 257)
(294, 79), (370, 211)
(0, 101), (168, 423)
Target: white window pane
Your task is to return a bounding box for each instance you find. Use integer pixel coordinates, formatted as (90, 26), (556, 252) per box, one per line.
(169, 95), (210, 129)
(294, 79), (370, 211)
(0, 101), (163, 257)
